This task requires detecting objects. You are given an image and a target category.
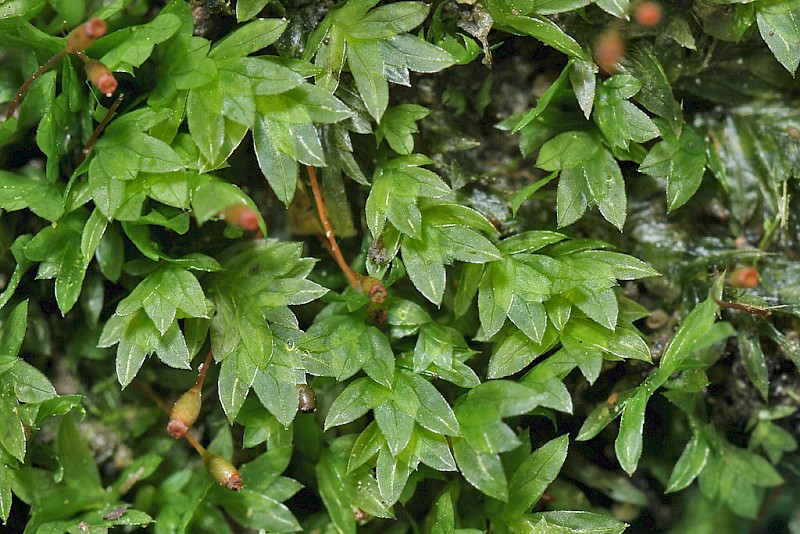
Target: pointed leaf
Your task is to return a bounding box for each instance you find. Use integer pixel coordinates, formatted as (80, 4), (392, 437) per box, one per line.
(453, 439), (507, 501)
(254, 116), (299, 206)
(503, 435), (569, 518)
(376, 445), (411, 506)
(402, 236), (446, 306)
(756, 1), (800, 75)
(347, 38), (389, 122)
(665, 434), (709, 493)
(211, 18), (288, 58)
(375, 401), (414, 455)
(615, 387), (650, 476)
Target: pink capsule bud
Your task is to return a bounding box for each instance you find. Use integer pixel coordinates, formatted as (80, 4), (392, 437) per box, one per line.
(224, 204), (260, 231)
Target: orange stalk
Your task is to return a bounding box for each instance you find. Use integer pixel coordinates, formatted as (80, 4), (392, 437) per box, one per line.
(306, 165), (362, 290)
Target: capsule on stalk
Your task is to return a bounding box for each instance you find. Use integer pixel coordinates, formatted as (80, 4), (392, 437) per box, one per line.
(224, 204), (260, 232)
(167, 381), (202, 439)
(728, 266), (759, 289)
(66, 18), (108, 53)
(84, 60), (118, 97)
(203, 452), (243, 491)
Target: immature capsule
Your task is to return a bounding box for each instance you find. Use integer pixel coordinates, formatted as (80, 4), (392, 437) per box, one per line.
(224, 204), (260, 231)
(594, 30), (625, 75)
(84, 60), (118, 97)
(167, 382), (202, 439)
(634, 1), (663, 27)
(728, 266), (759, 288)
(203, 452), (243, 491)
(66, 18), (107, 53)
(297, 384), (317, 412)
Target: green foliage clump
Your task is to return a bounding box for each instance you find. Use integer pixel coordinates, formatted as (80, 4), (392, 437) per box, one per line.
(1, 0), (800, 532)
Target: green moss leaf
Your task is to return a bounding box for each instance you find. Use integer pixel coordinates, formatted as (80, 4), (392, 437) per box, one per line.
(253, 116), (299, 206)
(503, 435), (569, 518)
(514, 511), (627, 533)
(401, 235), (446, 306)
(347, 37), (389, 122)
(594, 0), (630, 17)
(756, 0), (800, 75)
(215, 488), (301, 531)
(452, 438), (508, 501)
(317, 445), (358, 534)
(0, 462), (10, 524)
(99, 13), (182, 73)
(738, 331), (769, 401)
(640, 125), (707, 213)
(377, 104), (429, 154)
(493, 11), (590, 61)
(0, 301), (28, 360)
(478, 260), (514, 338)
(235, 0), (270, 22)
(324, 377), (390, 430)
(211, 18), (288, 58)
(9, 360), (56, 404)
(594, 75), (659, 150)
(386, 34), (456, 73)
(537, 131), (600, 171)
(665, 434), (710, 493)
(0, 391), (26, 462)
(115, 309), (156, 387)
(398, 371), (460, 436)
(614, 387), (649, 476)
(57, 413), (103, 495)
(187, 83), (226, 165)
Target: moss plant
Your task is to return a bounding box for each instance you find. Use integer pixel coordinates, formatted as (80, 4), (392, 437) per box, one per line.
(1, 0), (800, 532)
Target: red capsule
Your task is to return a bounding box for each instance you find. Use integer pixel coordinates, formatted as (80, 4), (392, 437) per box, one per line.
(84, 18), (108, 39)
(66, 18), (107, 53)
(84, 60), (117, 97)
(728, 267), (759, 289)
(594, 30), (625, 75)
(635, 2), (662, 27)
(224, 204), (260, 231)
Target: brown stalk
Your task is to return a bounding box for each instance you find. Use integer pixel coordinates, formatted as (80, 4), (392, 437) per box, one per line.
(713, 297), (772, 317)
(306, 165), (362, 290)
(196, 350), (214, 389)
(4, 49), (67, 122)
(182, 429), (207, 455)
(79, 92), (123, 163)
